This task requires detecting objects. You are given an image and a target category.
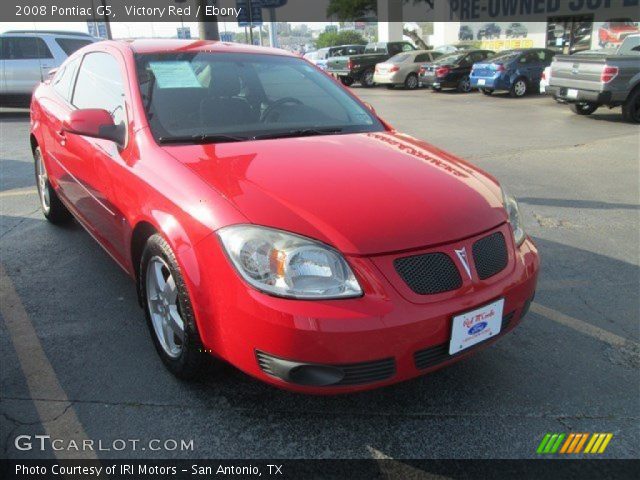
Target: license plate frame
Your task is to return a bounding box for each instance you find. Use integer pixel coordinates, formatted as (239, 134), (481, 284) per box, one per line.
(449, 299), (504, 355)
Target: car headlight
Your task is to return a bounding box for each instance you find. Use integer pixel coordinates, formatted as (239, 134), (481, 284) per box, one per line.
(501, 187), (526, 247)
(217, 225), (362, 299)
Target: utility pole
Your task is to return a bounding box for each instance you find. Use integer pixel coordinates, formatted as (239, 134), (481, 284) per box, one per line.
(197, 0), (220, 40)
(100, 0), (112, 39)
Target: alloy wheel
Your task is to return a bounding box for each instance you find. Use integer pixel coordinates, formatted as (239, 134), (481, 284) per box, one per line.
(35, 151), (50, 214)
(514, 80), (527, 97)
(406, 74), (418, 89)
(146, 256), (185, 358)
(363, 71), (374, 87)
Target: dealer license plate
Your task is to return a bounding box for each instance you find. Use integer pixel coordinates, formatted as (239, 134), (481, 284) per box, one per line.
(449, 299), (504, 355)
(477, 79), (486, 86)
(567, 88), (579, 99)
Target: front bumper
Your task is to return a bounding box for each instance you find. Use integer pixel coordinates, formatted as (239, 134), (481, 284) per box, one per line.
(190, 228), (539, 394)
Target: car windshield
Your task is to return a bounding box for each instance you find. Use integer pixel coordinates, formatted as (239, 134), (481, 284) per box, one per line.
(488, 51), (519, 62)
(434, 53), (464, 64)
(135, 52), (384, 143)
(388, 53), (411, 63)
(610, 19), (635, 27)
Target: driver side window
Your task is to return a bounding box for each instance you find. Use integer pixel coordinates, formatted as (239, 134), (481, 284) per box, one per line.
(73, 52), (126, 126)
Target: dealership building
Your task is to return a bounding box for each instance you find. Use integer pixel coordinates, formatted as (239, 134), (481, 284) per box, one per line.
(372, 0), (639, 53)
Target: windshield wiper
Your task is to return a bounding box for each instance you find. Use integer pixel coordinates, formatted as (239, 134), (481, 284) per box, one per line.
(158, 133), (248, 144)
(251, 127), (344, 140)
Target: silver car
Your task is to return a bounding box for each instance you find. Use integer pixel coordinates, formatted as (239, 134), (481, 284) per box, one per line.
(1, 30), (96, 106)
(373, 50), (444, 89)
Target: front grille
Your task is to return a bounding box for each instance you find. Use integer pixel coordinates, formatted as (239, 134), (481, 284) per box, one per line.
(256, 351), (396, 387)
(394, 253), (462, 295)
(414, 311), (515, 370)
(337, 358), (396, 386)
(472, 232), (508, 280)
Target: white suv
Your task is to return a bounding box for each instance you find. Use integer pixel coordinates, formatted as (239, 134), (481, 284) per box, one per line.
(0, 30), (97, 106)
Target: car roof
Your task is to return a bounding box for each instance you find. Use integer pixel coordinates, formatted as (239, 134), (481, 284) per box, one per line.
(105, 39), (293, 57)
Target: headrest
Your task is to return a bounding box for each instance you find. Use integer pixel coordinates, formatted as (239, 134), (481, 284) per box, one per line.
(209, 65), (242, 97)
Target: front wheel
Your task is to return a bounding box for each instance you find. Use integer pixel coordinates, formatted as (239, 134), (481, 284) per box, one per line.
(360, 69), (375, 88)
(34, 147), (72, 224)
(510, 78), (528, 97)
(570, 102), (599, 116)
(404, 73), (419, 90)
(141, 234), (206, 379)
(621, 89), (640, 123)
(340, 76), (354, 87)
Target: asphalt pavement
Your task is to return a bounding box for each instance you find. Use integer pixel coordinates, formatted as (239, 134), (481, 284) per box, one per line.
(1, 87), (638, 460)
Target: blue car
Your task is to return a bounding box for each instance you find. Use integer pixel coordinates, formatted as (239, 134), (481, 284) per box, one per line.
(470, 48), (555, 97)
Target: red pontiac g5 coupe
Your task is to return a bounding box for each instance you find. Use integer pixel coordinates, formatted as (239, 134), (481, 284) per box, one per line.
(30, 40), (539, 393)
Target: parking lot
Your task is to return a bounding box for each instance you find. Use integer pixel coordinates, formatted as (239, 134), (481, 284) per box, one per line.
(1, 87), (638, 460)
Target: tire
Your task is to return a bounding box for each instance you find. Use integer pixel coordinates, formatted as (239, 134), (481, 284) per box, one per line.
(457, 75), (472, 93)
(621, 88), (640, 123)
(510, 77), (528, 97)
(340, 76), (354, 87)
(570, 102), (599, 116)
(140, 234), (206, 379)
(404, 73), (419, 90)
(481, 88), (493, 96)
(33, 146), (72, 224)
(361, 69), (375, 88)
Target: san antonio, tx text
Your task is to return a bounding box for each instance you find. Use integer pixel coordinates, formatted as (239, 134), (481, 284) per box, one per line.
(15, 463), (284, 476)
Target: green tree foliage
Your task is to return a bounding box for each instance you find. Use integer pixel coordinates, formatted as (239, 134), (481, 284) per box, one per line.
(316, 30), (368, 48)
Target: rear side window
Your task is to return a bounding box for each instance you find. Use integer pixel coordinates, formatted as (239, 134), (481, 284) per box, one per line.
(55, 38), (92, 56)
(1, 37), (53, 60)
(52, 56), (81, 101)
(73, 52), (126, 126)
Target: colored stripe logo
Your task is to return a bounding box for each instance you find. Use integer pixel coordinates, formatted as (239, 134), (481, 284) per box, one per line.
(537, 433), (613, 454)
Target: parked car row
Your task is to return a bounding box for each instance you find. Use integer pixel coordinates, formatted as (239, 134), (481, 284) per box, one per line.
(324, 36), (639, 123)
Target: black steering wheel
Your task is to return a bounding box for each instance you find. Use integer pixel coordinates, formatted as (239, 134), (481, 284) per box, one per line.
(261, 97), (303, 123)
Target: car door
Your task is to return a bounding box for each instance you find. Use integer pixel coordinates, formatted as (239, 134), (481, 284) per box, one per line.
(60, 51), (129, 260)
(2, 36), (55, 95)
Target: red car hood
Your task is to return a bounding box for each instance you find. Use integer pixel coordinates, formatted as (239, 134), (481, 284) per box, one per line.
(163, 131), (506, 255)
(607, 25), (638, 32)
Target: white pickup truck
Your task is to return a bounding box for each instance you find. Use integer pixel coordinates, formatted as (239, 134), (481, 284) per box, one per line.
(546, 34), (640, 123)
(0, 30), (96, 107)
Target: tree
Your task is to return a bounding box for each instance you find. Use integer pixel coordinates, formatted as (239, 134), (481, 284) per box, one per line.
(316, 30), (368, 48)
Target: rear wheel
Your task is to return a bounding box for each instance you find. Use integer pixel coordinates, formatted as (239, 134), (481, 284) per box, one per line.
(510, 78), (528, 97)
(361, 69), (375, 88)
(404, 73), (419, 90)
(621, 88), (640, 123)
(33, 147), (72, 224)
(457, 75), (472, 93)
(339, 76), (354, 87)
(570, 102), (599, 116)
(481, 88), (493, 96)
(141, 234), (206, 379)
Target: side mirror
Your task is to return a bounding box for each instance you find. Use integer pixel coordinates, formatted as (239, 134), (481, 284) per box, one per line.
(62, 109), (124, 145)
(363, 102), (376, 114)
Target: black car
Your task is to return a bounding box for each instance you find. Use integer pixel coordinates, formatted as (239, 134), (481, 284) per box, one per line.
(477, 23), (502, 40)
(459, 26), (474, 41)
(419, 50), (494, 93)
